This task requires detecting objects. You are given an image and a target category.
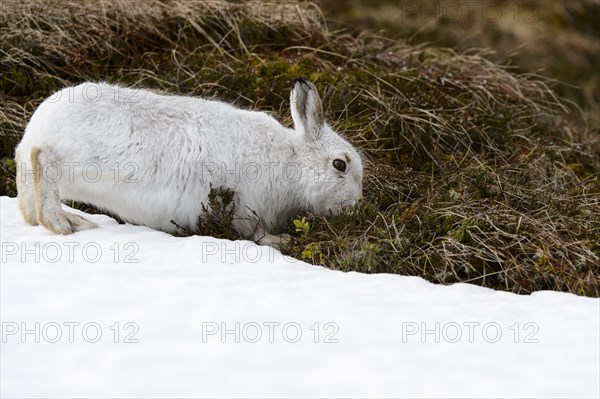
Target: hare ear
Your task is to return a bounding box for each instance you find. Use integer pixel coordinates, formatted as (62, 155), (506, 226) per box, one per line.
(290, 78), (324, 141)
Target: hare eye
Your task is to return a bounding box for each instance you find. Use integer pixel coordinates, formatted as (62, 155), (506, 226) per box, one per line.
(333, 159), (346, 172)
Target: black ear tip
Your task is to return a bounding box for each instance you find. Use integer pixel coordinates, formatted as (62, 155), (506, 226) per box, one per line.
(292, 77), (309, 88)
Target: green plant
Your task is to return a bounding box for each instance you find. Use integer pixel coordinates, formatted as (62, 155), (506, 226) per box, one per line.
(293, 217), (310, 237)
(301, 242), (323, 263)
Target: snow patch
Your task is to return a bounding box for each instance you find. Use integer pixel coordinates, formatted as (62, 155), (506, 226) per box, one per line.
(1, 197), (598, 398)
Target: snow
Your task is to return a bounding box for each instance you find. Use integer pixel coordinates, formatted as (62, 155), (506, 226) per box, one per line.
(1, 196), (598, 398)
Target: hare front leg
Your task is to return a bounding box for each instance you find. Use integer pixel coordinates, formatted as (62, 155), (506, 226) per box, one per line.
(253, 225), (291, 248)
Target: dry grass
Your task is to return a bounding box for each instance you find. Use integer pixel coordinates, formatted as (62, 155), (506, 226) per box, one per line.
(322, 0), (600, 130)
(0, 0), (598, 296)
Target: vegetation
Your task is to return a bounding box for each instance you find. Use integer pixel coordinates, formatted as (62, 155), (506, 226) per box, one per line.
(322, 0), (600, 130)
(1, 0), (598, 296)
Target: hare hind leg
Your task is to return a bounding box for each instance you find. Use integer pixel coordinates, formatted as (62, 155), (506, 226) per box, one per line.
(16, 149), (39, 226)
(30, 146), (97, 234)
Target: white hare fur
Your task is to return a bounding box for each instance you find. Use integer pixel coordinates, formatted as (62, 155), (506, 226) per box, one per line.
(15, 79), (363, 245)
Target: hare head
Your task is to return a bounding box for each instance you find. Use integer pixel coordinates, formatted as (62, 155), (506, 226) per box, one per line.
(290, 78), (363, 216)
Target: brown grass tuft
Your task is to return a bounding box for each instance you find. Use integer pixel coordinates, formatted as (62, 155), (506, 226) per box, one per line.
(1, 0), (598, 296)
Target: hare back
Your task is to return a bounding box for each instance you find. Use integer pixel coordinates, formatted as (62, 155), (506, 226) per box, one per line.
(17, 82), (296, 233)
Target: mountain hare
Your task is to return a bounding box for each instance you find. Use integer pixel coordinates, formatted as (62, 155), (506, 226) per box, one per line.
(15, 78), (363, 245)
